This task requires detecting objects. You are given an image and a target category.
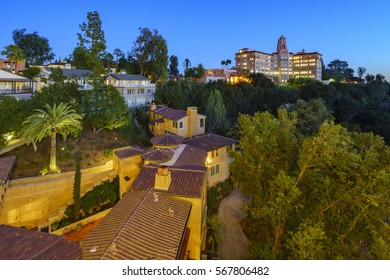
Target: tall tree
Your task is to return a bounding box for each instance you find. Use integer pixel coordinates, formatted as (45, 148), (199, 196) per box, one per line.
(183, 58), (191, 71)
(131, 27), (169, 86)
(77, 11), (107, 77)
(12, 28), (55, 66)
(21, 103), (82, 173)
(72, 46), (90, 69)
(205, 89), (227, 134)
(184, 63), (205, 80)
(357, 67), (367, 80)
(73, 150), (81, 220)
(1, 44), (26, 73)
(231, 110), (390, 259)
(326, 59), (354, 81)
(83, 84), (128, 134)
(293, 98), (334, 135)
(169, 55), (179, 78)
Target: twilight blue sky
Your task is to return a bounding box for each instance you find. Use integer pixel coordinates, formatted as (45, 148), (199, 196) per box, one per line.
(1, 0), (390, 80)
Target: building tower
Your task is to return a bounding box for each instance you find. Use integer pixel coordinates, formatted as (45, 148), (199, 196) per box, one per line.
(276, 35), (292, 84)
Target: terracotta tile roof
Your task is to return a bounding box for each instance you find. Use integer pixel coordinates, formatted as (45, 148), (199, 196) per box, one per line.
(184, 133), (238, 152)
(153, 106), (187, 121)
(132, 165), (206, 198)
(81, 191), (146, 259)
(142, 148), (174, 162)
(82, 190), (192, 260)
(0, 225), (81, 260)
(114, 146), (144, 159)
(151, 134), (184, 147)
(173, 145), (207, 167)
(0, 156), (16, 184)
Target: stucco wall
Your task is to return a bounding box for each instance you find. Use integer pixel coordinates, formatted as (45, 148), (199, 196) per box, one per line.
(0, 161), (117, 229)
(206, 147), (230, 187)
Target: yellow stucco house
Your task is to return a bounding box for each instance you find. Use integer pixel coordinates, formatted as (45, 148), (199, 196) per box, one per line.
(149, 102), (206, 138)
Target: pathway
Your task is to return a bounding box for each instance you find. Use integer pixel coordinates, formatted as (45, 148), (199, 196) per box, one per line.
(218, 188), (250, 260)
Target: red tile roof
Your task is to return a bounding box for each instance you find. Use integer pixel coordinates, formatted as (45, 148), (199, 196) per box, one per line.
(151, 134), (184, 147)
(0, 156), (16, 184)
(81, 190), (192, 260)
(0, 225), (81, 260)
(173, 145), (207, 167)
(142, 148), (174, 162)
(114, 146), (144, 159)
(184, 133), (238, 152)
(132, 165), (206, 198)
(153, 106), (187, 121)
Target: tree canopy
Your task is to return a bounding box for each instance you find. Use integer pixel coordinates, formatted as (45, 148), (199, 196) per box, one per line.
(12, 28), (55, 66)
(230, 110), (390, 259)
(77, 11), (107, 77)
(131, 27), (168, 85)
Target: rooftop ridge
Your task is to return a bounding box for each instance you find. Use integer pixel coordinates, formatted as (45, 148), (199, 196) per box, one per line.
(99, 189), (152, 259)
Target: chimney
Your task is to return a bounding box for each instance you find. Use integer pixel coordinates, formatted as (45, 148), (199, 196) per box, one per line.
(149, 101), (157, 120)
(154, 166), (171, 191)
(150, 101), (157, 112)
(187, 107), (198, 137)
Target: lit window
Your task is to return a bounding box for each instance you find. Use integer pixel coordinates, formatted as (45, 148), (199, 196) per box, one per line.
(200, 118), (204, 128)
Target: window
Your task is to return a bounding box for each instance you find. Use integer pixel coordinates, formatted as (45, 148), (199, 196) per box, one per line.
(165, 130), (174, 134)
(200, 118), (204, 128)
(211, 149), (219, 158)
(210, 164), (220, 176)
(173, 121), (178, 128)
(179, 122), (183, 129)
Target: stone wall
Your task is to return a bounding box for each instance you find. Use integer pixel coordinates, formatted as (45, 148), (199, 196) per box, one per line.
(0, 161), (117, 229)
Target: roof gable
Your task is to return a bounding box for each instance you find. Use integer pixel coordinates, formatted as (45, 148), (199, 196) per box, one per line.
(153, 106), (187, 121)
(132, 165), (206, 198)
(82, 190), (191, 260)
(0, 70), (31, 82)
(184, 133), (238, 152)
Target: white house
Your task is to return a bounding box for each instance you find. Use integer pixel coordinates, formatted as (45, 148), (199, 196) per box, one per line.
(0, 69), (35, 99)
(36, 66), (93, 91)
(105, 72), (156, 107)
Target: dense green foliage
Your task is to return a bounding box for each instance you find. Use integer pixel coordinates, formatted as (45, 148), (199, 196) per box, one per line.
(131, 27), (169, 86)
(230, 110), (390, 259)
(155, 74), (390, 144)
(73, 151), (81, 220)
(52, 177), (120, 230)
(12, 28), (55, 66)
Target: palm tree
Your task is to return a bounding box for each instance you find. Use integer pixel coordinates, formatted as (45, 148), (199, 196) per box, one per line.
(1, 44), (25, 73)
(225, 59), (232, 68)
(207, 214), (226, 256)
(21, 102), (82, 173)
(357, 67), (367, 80)
(183, 58), (191, 71)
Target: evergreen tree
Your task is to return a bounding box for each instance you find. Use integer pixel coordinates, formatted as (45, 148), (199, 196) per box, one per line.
(205, 89), (227, 134)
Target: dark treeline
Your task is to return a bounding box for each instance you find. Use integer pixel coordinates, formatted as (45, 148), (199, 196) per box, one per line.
(155, 74), (390, 143)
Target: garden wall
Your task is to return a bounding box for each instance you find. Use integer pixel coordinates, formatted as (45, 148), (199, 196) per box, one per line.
(0, 161), (117, 229)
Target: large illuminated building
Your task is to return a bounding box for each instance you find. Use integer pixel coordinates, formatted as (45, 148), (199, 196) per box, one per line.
(235, 36), (322, 84)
